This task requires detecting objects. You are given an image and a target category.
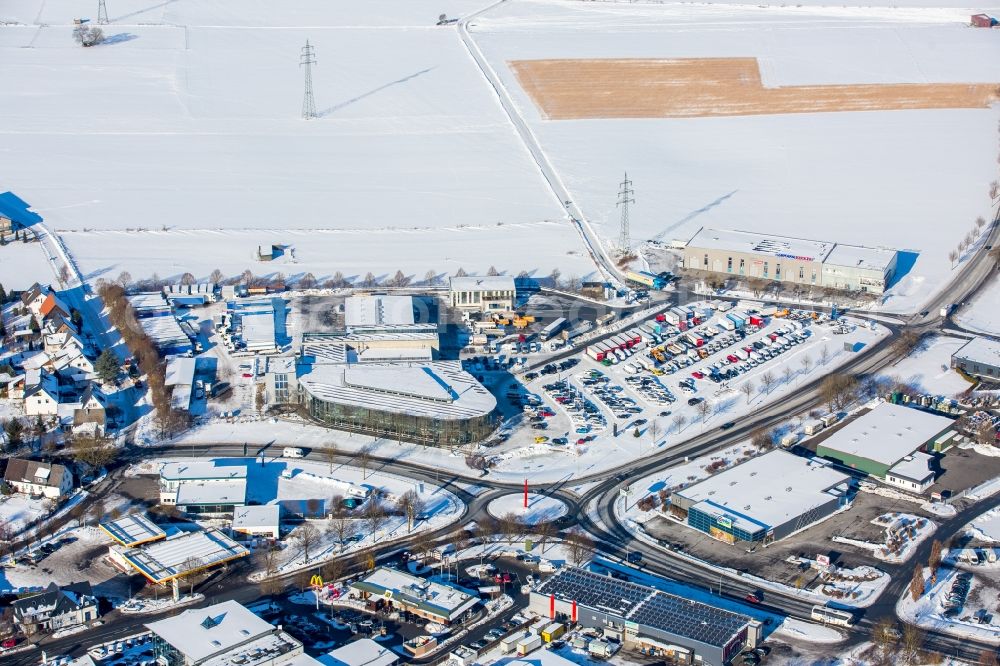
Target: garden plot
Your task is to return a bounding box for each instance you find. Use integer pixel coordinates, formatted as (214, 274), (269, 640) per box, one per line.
(833, 512), (936, 563)
(0, 494), (50, 535)
(0, 239), (52, 291)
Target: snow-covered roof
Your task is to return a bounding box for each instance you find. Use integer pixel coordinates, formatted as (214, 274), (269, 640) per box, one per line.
(954, 336), (1000, 368)
(176, 479), (247, 506)
(99, 513), (166, 547)
(118, 529), (248, 584)
(165, 356), (196, 387)
(298, 361), (495, 421)
(824, 243), (896, 273)
(344, 295), (415, 327)
(146, 599), (278, 663)
(321, 639), (399, 666)
(357, 347), (433, 363)
(449, 275), (515, 292)
(231, 505), (280, 530)
(303, 342), (350, 364)
(160, 461), (248, 481)
(686, 227), (833, 263)
(818, 402), (954, 467)
(674, 450), (850, 534)
(887, 452), (935, 483)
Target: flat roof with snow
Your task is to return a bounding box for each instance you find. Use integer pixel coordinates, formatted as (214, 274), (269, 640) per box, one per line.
(175, 479), (247, 507)
(119, 529), (248, 583)
(954, 336), (1000, 367)
(299, 361), (495, 421)
(231, 505), (280, 530)
(321, 638), (399, 666)
(824, 243), (897, 272)
(449, 275), (515, 292)
(888, 452), (935, 483)
(99, 513), (166, 548)
(161, 461), (248, 482)
(146, 599), (278, 663)
(674, 450), (850, 534)
(165, 356), (196, 387)
(686, 228), (833, 263)
(344, 295), (415, 328)
(817, 402), (953, 467)
(357, 347), (433, 363)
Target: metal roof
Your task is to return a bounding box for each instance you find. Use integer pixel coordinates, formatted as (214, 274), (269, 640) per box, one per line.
(99, 513), (166, 547)
(537, 568), (751, 649)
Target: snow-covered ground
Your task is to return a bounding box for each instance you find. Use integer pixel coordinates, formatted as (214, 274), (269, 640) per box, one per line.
(968, 507), (1000, 544)
(955, 273), (1000, 336)
(0, 0), (598, 284)
(897, 566), (1000, 645)
(472, 0), (1000, 314)
(0, 494), (50, 534)
(486, 492), (567, 524)
(0, 239), (51, 291)
(877, 335), (974, 396)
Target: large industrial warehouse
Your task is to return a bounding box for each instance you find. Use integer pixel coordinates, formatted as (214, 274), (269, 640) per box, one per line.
(683, 227), (897, 294)
(669, 450), (852, 544)
(814, 402), (954, 489)
(531, 567), (759, 666)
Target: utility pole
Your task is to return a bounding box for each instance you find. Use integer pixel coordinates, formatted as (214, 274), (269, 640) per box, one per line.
(616, 172), (634, 255)
(97, 0), (109, 24)
(300, 40), (317, 120)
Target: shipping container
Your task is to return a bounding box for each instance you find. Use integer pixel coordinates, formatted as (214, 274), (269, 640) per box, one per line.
(718, 318), (735, 332)
(517, 635), (542, 655)
(541, 623), (565, 642)
(540, 318), (568, 341)
(821, 413), (839, 427)
(804, 420), (825, 435)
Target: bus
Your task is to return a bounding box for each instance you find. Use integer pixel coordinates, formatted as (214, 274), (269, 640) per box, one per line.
(810, 605), (855, 627)
(540, 317), (568, 341)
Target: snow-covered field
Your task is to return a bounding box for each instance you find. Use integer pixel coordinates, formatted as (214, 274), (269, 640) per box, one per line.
(955, 273), (1000, 335)
(0, 240), (51, 291)
(0, 494), (48, 534)
(878, 335), (974, 396)
(0, 0), (596, 283)
(472, 0), (1000, 313)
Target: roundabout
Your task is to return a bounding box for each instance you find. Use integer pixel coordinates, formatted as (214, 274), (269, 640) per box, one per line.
(487, 492), (568, 525)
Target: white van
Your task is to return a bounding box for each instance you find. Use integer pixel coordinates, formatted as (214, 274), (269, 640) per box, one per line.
(282, 447), (305, 458)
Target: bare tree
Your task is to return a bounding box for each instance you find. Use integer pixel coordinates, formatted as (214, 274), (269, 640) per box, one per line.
(977, 420), (997, 448)
(909, 563), (924, 601)
(327, 517), (352, 549)
(975, 216), (987, 231)
(696, 400), (711, 425)
(73, 25), (104, 46)
(486, 265), (499, 276)
(948, 249), (958, 269)
(323, 444), (338, 473)
(990, 180), (1000, 202)
(58, 264), (71, 286)
(209, 268), (224, 284)
(117, 271), (133, 289)
(901, 623), (924, 662)
(760, 370), (776, 395)
(454, 267), (468, 278)
(928, 539), (943, 572)
(396, 490), (425, 533)
(671, 413), (687, 434)
(564, 530), (595, 567)
(424, 269), (437, 286)
(800, 354), (813, 377)
(358, 445), (373, 480)
(740, 380), (755, 404)
(533, 521), (556, 554)
(818, 345), (831, 366)
(364, 501), (387, 543)
(781, 366), (793, 387)
(750, 426), (773, 450)
(299, 272), (317, 289)
(297, 522), (320, 563)
(362, 272), (377, 288)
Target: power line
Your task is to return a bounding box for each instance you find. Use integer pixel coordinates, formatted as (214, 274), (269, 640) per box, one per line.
(616, 172), (635, 255)
(300, 40), (317, 120)
(97, 0), (109, 24)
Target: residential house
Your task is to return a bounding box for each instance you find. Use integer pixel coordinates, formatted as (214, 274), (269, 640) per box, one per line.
(11, 582), (98, 636)
(3, 458), (73, 498)
(21, 283), (47, 317)
(73, 385), (107, 435)
(39, 292), (70, 325)
(24, 370), (60, 416)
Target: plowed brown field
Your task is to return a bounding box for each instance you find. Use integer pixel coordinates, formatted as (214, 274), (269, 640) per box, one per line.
(509, 58), (1000, 119)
